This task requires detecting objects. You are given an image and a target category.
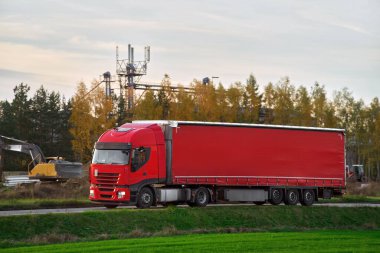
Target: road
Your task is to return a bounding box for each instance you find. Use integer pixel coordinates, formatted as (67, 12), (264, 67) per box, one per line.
(0, 203), (379, 217)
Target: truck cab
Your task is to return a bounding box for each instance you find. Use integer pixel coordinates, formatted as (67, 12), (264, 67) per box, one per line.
(89, 123), (166, 208)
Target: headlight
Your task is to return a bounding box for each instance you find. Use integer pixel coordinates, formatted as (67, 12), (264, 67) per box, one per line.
(89, 189), (95, 198)
(117, 191), (126, 199)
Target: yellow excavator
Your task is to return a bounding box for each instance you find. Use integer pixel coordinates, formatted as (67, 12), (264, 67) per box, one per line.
(0, 135), (82, 181)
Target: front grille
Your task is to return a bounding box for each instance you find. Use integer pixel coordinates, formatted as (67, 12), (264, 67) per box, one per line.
(100, 194), (112, 199)
(96, 172), (120, 192)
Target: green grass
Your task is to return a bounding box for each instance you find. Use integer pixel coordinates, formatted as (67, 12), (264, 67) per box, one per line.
(1, 230), (379, 253)
(0, 198), (94, 211)
(0, 194), (377, 212)
(319, 195), (380, 203)
(1, 206), (379, 247)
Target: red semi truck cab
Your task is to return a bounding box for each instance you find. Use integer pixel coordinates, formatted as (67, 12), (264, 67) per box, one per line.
(89, 121), (345, 208)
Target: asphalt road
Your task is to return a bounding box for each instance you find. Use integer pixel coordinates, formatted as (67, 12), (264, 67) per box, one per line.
(0, 203), (379, 217)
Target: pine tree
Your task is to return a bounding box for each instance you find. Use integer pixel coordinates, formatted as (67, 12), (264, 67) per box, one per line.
(12, 83), (32, 140)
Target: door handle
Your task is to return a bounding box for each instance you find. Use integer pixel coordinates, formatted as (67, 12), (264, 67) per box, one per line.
(143, 172), (147, 176)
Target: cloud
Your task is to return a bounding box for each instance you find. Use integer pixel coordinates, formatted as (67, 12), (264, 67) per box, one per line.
(0, 21), (57, 41)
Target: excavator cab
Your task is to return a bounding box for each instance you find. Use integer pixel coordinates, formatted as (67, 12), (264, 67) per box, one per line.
(0, 135), (82, 181)
(347, 164), (365, 182)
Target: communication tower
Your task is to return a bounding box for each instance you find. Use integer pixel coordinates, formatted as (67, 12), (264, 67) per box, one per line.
(116, 44), (150, 113)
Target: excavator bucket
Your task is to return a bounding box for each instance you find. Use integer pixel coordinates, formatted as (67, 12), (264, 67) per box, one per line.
(53, 160), (83, 179)
(29, 161), (82, 180)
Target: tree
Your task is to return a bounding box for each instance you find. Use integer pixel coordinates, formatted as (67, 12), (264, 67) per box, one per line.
(156, 74), (174, 119)
(134, 89), (160, 120)
(215, 84), (228, 122)
(69, 82), (93, 163)
(262, 82), (275, 124)
(0, 100), (15, 137)
(244, 74), (262, 123)
(12, 83), (32, 140)
(293, 86), (312, 126)
(90, 81), (116, 139)
(193, 80), (218, 121)
(116, 94), (127, 126)
(311, 82), (328, 127)
(172, 86), (195, 120)
(272, 77), (295, 125)
(226, 82), (243, 122)
(30, 86), (50, 152)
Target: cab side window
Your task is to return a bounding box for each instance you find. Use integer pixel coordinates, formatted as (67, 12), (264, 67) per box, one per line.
(131, 147), (151, 172)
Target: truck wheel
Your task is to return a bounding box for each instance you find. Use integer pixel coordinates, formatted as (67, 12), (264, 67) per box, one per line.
(300, 189), (315, 206)
(269, 188), (283, 205)
(136, 187), (154, 208)
(284, 189), (299, 205)
(193, 187), (210, 207)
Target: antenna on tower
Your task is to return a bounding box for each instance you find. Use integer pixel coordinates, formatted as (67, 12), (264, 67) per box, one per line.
(116, 44), (151, 117)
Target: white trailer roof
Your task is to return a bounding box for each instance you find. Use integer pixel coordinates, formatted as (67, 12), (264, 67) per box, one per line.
(132, 120), (345, 133)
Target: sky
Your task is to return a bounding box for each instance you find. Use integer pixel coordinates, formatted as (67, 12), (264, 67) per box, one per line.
(0, 0), (379, 103)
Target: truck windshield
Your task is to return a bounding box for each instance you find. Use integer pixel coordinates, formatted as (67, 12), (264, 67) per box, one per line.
(92, 149), (130, 165)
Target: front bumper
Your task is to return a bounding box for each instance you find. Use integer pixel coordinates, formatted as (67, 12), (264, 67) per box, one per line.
(89, 185), (131, 202)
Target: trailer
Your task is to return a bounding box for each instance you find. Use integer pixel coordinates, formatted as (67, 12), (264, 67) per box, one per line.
(89, 121), (345, 208)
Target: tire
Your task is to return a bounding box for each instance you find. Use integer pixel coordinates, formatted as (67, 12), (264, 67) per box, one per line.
(193, 187), (210, 207)
(300, 189), (315, 206)
(284, 189), (299, 205)
(269, 188), (283, 205)
(104, 204), (118, 209)
(253, 201), (266, 205)
(136, 187), (154, 208)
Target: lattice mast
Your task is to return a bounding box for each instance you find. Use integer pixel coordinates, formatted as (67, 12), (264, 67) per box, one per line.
(116, 44), (150, 116)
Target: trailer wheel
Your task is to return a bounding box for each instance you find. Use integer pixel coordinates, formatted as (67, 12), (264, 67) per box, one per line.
(136, 187), (154, 208)
(300, 189), (315, 206)
(193, 187), (210, 207)
(269, 188), (283, 205)
(284, 189), (299, 205)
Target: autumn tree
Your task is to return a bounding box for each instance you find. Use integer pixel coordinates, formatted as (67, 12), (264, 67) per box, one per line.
(193, 80), (218, 121)
(293, 86), (313, 126)
(272, 77), (295, 125)
(90, 81), (116, 138)
(69, 82), (93, 162)
(134, 89), (161, 120)
(215, 84), (229, 122)
(244, 74), (262, 123)
(172, 86), (195, 120)
(262, 82), (275, 124)
(311, 82), (328, 127)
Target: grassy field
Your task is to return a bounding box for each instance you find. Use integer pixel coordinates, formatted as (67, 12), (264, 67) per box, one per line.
(0, 230), (379, 253)
(0, 205), (379, 248)
(0, 194), (379, 211)
(0, 198), (94, 211)
(319, 195), (380, 203)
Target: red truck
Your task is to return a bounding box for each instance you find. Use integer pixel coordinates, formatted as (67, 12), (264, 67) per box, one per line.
(89, 120), (345, 208)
